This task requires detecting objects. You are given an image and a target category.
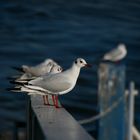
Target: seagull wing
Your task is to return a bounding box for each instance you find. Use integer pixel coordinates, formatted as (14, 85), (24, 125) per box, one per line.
(29, 74), (72, 93)
(103, 47), (122, 61)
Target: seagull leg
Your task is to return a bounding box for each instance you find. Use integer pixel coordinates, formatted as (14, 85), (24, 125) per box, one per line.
(43, 95), (49, 105)
(45, 95), (50, 105)
(52, 95), (56, 106)
(43, 95), (46, 105)
(55, 95), (59, 108)
(116, 61), (120, 65)
(52, 95), (59, 108)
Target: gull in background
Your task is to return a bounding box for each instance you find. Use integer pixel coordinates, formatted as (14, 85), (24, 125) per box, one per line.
(15, 58), (92, 108)
(8, 58), (58, 81)
(12, 58), (59, 79)
(103, 43), (127, 62)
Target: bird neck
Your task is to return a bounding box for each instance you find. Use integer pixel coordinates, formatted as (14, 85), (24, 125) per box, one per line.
(70, 63), (81, 79)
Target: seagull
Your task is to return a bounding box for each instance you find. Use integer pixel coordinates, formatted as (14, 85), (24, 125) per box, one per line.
(11, 64), (63, 106)
(13, 58), (59, 77)
(16, 58), (91, 108)
(9, 59), (63, 106)
(9, 58), (59, 82)
(103, 44), (127, 62)
(9, 58), (61, 83)
(15, 64), (63, 83)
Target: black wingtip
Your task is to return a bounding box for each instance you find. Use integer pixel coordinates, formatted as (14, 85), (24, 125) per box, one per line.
(6, 87), (14, 91)
(11, 66), (24, 72)
(6, 76), (16, 81)
(6, 87), (21, 92)
(9, 80), (17, 84)
(9, 80), (25, 85)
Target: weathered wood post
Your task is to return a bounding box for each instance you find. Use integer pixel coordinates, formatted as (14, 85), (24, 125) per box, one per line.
(98, 63), (126, 140)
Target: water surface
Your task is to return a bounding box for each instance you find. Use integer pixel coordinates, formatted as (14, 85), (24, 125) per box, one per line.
(0, 0), (140, 138)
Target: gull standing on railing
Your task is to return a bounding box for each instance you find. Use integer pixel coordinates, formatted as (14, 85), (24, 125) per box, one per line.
(9, 58), (63, 105)
(13, 58), (91, 108)
(12, 58), (60, 80)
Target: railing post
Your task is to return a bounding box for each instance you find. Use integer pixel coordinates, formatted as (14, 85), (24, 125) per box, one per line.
(98, 63), (126, 140)
(31, 113), (36, 140)
(27, 96), (32, 140)
(26, 95), (94, 140)
(127, 82), (137, 140)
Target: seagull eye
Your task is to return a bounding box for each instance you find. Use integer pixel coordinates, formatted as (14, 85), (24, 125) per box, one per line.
(58, 68), (62, 71)
(48, 62), (52, 66)
(80, 60), (83, 63)
(75, 60), (77, 64)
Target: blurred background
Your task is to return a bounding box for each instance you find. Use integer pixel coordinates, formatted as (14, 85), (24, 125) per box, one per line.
(0, 0), (140, 139)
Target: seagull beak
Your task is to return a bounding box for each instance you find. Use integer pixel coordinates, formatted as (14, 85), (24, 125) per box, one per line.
(85, 64), (92, 68)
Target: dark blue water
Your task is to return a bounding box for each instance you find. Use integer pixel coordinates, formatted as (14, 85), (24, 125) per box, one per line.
(0, 0), (140, 138)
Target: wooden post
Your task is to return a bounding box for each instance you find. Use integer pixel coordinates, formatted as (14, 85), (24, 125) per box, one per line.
(98, 63), (126, 140)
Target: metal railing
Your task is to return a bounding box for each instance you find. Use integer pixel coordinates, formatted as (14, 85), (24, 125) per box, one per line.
(26, 63), (140, 140)
(27, 95), (94, 140)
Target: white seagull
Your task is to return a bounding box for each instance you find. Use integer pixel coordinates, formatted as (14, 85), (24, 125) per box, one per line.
(15, 58), (59, 78)
(10, 58), (59, 81)
(19, 58), (91, 108)
(103, 44), (127, 62)
(9, 59), (63, 106)
(9, 64), (63, 106)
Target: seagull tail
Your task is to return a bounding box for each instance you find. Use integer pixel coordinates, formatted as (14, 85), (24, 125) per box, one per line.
(93, 54), (114, 64)
(16, 77), (36, 82)
(11, 66), (24, 72)
(6, 87), (22, 92)
(9, 80), (27, 85)
(6, 77), (17, 81)
(6, 75), (21, 80)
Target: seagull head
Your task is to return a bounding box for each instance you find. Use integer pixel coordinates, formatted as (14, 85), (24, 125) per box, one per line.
(44, 61), (55, 72)
(50, 65), (63, 74)
(43, 58), (54, 65)
(74, 58), (92, 68)
(118, 43), (126, 52)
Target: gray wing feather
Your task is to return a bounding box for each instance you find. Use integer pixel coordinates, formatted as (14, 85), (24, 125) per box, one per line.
(104, 48), (122, 60)
(29, 74), (72, 93)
